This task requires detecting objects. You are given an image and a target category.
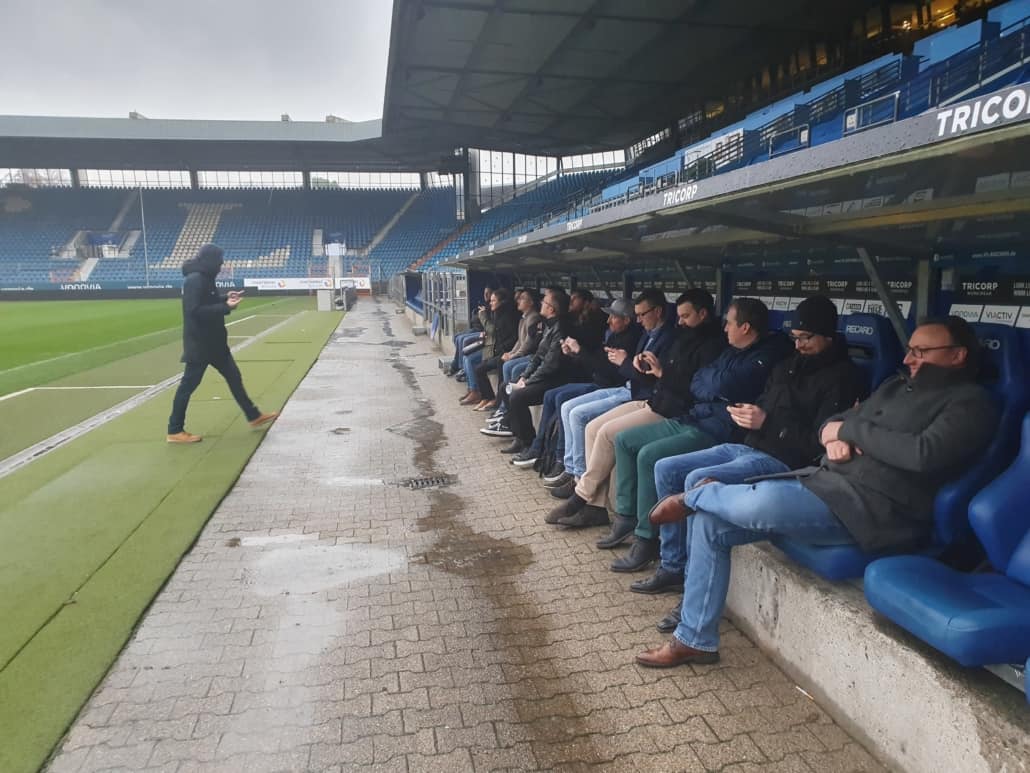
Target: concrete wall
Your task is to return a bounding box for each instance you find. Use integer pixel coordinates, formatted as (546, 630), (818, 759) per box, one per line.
(727, 544), (1030, 773)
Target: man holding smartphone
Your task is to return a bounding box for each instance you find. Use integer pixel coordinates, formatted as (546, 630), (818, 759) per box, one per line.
(166, 244), (277, 443)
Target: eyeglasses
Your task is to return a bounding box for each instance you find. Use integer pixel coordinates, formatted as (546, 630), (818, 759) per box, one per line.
(541, 300), (555, 309)
(788, 332), (816, 342)
(636, 306), (659, 319)
(906, 344), (961, 359)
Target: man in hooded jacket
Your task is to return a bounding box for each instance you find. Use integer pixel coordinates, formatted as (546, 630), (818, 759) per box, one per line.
(166, 244), (277, 443)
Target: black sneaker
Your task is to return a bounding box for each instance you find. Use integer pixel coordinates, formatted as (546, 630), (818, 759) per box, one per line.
(480, 424), (513, 437)
(511, 449), (539, 468)
(544, 471), (573, 489)
(455, 372), (467, 382)
(542, 462), (565, 483)
(500, 439), (524, 454)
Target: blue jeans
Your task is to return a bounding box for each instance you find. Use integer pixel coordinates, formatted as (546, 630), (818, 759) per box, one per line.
(528, 382), (597, 454)
(451, 331), (480, 369)
(561, 386), (631, 478)
(674, 479), (854, 652)
(502, 355), (531, 384)
(462, 350), (483, 390)
(655, 444), (791, 570)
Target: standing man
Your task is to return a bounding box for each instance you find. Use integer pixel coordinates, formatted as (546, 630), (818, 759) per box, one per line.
(166, 244), (278, 443)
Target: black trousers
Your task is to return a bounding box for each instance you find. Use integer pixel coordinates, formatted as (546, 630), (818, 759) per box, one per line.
(473, 355), (503, 400)
(508, 381), (555, 446)
(167, 355), (259, 433)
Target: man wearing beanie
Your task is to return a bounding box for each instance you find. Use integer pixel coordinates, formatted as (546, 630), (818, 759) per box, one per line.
(166, 244), (277, 443)
(623, 295), (866, 583)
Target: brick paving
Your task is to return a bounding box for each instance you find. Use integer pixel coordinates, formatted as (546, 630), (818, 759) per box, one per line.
(46, 298), (886, 773)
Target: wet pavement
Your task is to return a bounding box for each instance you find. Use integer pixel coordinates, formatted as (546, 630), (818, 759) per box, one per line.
(47, 298), (886, 773)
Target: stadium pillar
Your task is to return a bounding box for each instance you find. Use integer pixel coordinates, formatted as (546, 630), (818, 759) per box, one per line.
(419, 173), (428, 191)
(70, 169), (80, 188)
(856, 247), (909, 346)
(916, 258), (932, 320)
(302, 171), (311, 190)
(189, 170), (199, 190)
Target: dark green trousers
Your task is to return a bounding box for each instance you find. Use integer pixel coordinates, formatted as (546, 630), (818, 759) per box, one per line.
(612, 419), (715, 540)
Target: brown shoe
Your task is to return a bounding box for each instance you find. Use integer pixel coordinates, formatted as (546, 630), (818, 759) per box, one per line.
(459, 391), (482, 406)
(648, 494), (693, 526)
(635, 639), (719, 668)
(167, 431), (202, 444)
(249, 411), (279, 428)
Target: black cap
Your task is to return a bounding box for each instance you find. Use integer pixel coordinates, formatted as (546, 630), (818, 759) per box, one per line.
(793, 295), (838, 337)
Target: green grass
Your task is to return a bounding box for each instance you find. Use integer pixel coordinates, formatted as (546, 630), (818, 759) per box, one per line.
(0, 297), (343, 773)
(0, 296), (290, 396)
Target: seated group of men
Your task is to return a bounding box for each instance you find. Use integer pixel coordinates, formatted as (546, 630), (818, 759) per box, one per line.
(449, 285), (997, 668)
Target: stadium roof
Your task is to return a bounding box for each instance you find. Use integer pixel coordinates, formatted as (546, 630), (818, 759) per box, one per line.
(0, 0), (884, 172)
(382, 0), (881, 156)
(0, 115), (438, 173)
(449, 84), (1030, 276)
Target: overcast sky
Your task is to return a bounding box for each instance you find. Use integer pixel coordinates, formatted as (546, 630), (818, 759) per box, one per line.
(1, 0), (393, 122)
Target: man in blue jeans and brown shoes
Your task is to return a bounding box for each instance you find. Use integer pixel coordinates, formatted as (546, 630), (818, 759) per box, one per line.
(634, 316), (997, 667)
(166, 244), (278, 443)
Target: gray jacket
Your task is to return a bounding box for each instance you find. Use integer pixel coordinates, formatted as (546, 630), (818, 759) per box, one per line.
(799, 365), (996, 552)
(508, 310), (543, 359)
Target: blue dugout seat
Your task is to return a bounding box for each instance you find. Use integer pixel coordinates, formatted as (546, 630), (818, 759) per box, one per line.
(773, 323), (1027, 580)
(864, 413), (1030, 667)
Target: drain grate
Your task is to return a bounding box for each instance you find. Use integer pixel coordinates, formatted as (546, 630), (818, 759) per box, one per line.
(399, 474), (456, 490)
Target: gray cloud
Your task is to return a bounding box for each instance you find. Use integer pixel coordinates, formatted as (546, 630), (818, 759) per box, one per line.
(1, 0), (392, 121)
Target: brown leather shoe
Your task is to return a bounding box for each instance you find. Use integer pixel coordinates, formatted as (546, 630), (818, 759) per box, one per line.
(459, 391), (482, 406)
(167, 431), (202, 444)
(635, 639), (719, 668)
(249, 411), (279, 428)
(648, 494), (693, 526)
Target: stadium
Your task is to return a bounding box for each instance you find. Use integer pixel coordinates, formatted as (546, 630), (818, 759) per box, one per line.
(2, 0), (1030, 771)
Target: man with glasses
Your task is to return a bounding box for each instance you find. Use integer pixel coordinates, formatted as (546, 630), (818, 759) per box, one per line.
(635, 316), (997, 668)
(632, 296), (865, 608)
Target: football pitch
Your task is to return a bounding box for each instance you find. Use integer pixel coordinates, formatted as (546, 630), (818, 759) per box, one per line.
(0, 296), (344, 773)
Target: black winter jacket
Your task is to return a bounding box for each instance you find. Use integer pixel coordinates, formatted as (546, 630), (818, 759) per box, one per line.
(523, 316), (572, 386)
(647, 320), (727, 419)
(179, 248), (231, 364)
(571, 324), (644, 388)
(799, 365), (997, 552)
(742, 336), (867, 469)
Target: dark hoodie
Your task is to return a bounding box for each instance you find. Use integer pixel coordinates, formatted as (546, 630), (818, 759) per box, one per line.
(742, 335), (867, 469)
(180, 244), (232, 363)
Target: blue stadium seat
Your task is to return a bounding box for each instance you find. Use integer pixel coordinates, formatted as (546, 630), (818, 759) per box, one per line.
(840, 313), (904, 391)
(772, 323), (1025, 580)
(863, 412), (1030, 667)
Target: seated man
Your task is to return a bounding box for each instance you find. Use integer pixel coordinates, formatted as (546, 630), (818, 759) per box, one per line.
(633, 296), (866, 600)
(499, 288), (577, 455)
(509, 298), (642, 470)
(548, 289), (677, 490)
(635, 316), (997, 668)
(546, 289), (729, 527)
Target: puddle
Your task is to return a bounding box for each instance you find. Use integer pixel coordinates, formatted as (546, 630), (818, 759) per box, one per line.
(246, 544), (406, 596)
(330, 427), (351, 435)
(333, 327), (366, 339)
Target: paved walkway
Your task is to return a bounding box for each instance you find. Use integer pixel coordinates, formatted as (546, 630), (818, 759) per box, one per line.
(47, 298), (885, 773)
